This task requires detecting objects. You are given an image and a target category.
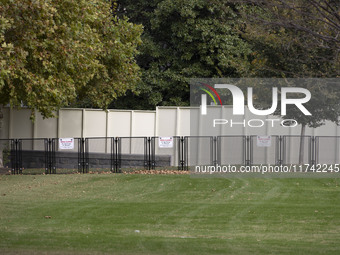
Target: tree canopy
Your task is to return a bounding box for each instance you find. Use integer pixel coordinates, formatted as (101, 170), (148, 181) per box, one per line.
(236, 0), (340, 130)
(238, 0), (339, 78)
(0, 0), (142, 118)
(110, 0), (254, 109)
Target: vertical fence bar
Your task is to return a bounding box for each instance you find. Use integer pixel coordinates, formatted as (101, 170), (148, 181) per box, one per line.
(184, 136), (190, 170)
(85, 138), (89, 173)
(282, 136), (286, 165)
(18, 139), (22, 174)
(311, 137), (316, 165)
(242, 136), (246, 165)
(210, 137), (213, 166)
(275, 136), (279, 165)
(48, 139), (51, 174)
(44, 139), (49, 174)
(77, 138), (87, 173)
(52, 138), (56, 174)
(250, 136), (253, 166)
(308, 137), (311, 165)
(315, 136), (319, 165)
(45, 138), (56, 174)
(278, 136), (283, 165)
(14, 139), (18, 174)
(117, 137), (121, 172)
(110, 137), (114, 172)
(147, 137), (152, 170)
(216, 136), (221, 166)
(114, 137), (120, 173)
(245, 136), (251, 166)
(10, 139), (15, 174)
(213, 137), (217, 166)
(178, 137), (183, 170)
(77, 138), (81, 173)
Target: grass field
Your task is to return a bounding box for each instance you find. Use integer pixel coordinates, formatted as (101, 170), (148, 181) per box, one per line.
(0, 173), (340, 254)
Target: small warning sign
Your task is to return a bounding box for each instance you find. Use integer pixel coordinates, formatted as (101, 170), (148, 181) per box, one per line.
(159, 137), (173, 148)
(257, 136), (271, 147)
(59, 138), (74, 150)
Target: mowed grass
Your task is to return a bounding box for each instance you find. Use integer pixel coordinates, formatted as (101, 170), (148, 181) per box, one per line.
(0, 174), (340, 254)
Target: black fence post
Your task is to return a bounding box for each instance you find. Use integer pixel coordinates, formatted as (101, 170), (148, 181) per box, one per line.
(178, 136), (184, 170)
(44, 139), (49, 174)
(110, 137), (114, 172)
(184, 137), (188, 171)
(216, 136), (221, 166)
(77, 138), (87, 173)
(112, 137), (122, 173)
(10, 139), (16, 174)
(77, 138), (81, 173)
(44, 138), (56, 174)
(315, 136), (319, 165)
(213, 137), (217, 167)
(11, 139), (22, 175)
(282, 136), (287, 165)
(245, 136), (251, 166)
(242, 136), (246, 166)
(18, 139), (22, 174)
(51, 138), (56, 173)
(118, 137), (122, 172)
(152, 137), (155, 170)
(277, 136), (283, 165)
(311, 136), (316, 165)
(85, 138), (89, 173)
(148, 137), (152, 170)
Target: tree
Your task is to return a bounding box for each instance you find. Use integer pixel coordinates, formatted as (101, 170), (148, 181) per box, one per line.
(233, 0), (339, 77)
(235, 0), (340, 163)
(110, 0), (254, 109)
(0, 0), (143, 118)
(236, 0), (340, 51)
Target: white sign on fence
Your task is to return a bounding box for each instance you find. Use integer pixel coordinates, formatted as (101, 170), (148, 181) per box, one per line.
(59, 138), (74, 150)
(159, 137), (173, 148)
(257, 136), (272, 147)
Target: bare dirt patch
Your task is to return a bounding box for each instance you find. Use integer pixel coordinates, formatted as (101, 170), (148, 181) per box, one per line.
(123, 169), (189, 175)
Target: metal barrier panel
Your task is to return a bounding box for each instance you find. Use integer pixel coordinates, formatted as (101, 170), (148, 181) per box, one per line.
(11, 140), (22, 174)
(185, 136), (214, 168)
(316, 136), (340, 164)
(45, 138), (56, 174)
(19, 138), (47, 173)
(86, 137), (112, 172)
(118, 137), (148, 169)
(78, 138), (88, 173)
(250, 135), (280, 165)
(47, 138), (83, 173)
(151, 136), (181, 169)
(217, 136), (245, 165)
(282, 136), (312, 164)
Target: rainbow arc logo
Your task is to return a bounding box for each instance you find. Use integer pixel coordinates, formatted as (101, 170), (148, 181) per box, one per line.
(198, 82), (223, 115)
(198, 82), (223, 106)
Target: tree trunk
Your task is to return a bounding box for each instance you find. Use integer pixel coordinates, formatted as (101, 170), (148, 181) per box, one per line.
(299, 124), (306, 165)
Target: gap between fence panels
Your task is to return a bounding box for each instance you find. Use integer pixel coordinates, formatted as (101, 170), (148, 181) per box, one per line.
(0, 136), (338, 174)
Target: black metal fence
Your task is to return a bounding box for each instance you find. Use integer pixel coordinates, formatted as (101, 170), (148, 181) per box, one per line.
(1, 136), (339, 174)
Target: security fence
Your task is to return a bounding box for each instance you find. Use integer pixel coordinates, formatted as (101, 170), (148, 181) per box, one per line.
(185, 136), (215, 168)
(151, 136), (182, 169)
(1, 136), (340, 174)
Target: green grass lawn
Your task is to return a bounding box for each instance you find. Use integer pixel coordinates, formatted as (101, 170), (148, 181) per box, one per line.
(0, 173), (339, 254)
